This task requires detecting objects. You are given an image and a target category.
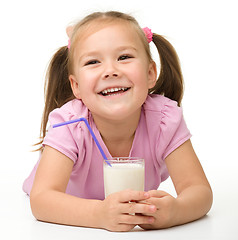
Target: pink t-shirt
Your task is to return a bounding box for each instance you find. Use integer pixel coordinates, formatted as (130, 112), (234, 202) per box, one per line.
(23, 94), (191, 200)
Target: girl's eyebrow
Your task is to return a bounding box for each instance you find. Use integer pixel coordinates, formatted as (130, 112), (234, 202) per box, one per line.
(79, 46), (137, 60)
(116, 46), (137, 52)
(79, 51), (99, 61)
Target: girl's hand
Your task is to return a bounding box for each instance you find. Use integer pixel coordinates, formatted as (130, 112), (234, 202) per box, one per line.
(138, 190), (178, 230)
(98, 190), (157, 232)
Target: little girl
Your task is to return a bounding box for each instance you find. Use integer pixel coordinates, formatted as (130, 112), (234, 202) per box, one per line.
(23, 11), (213, 232)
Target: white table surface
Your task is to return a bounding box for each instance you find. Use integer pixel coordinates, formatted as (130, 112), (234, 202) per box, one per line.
(1, 160), (237, 240)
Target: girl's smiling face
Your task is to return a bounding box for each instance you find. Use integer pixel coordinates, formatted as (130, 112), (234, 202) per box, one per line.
(69, 21), (157, 122)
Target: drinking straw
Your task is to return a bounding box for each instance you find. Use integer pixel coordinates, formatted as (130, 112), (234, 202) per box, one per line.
(53, 117), (111, 166)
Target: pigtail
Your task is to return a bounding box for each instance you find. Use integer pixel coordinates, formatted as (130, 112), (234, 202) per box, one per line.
(34, 46), (74, 151)
(150, 33), (183, 106)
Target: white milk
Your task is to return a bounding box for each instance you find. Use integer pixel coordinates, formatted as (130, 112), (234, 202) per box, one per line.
(104, 162), (145, 198)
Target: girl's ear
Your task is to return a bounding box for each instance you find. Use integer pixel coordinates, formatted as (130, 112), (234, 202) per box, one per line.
(66, 25), (74, 38)
(148, 61), (157, 89)
(69, 75), (81, 99)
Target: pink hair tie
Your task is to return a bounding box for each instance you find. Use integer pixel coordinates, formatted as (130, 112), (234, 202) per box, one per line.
(143, 27), (153, 43)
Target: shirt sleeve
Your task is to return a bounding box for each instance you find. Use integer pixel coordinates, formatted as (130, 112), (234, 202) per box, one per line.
(159, 99), (192, 160)
(42, 107), (80, 163)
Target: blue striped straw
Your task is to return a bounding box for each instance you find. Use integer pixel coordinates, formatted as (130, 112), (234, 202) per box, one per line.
(53, 117), (111, 166)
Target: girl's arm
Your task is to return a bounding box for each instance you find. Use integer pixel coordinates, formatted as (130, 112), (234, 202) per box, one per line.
(30, 146), (101, 228)
(30, 146), (156, 232)
(139, 139), (213, 229)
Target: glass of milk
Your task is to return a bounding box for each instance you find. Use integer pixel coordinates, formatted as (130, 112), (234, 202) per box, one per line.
(103, 157), (145, 198)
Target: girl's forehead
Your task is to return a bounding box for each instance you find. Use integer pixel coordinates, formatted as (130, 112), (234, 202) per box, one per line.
(74, 20), (138, 45)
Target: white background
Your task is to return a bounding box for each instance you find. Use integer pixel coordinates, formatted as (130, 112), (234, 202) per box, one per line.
(0, 0), (237, 239)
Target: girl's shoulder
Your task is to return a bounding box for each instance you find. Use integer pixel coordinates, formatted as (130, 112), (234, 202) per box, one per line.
(142, 94), (191, 160)
(58, 98), (88, 116)
(143, 94), (182, 117)
(142, 94), (187, 142)
(43, 99), (89, 164)
(48, 99), (89, 124)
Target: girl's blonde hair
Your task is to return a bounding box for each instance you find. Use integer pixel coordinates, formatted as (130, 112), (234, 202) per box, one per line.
(35, 11), (183, 151)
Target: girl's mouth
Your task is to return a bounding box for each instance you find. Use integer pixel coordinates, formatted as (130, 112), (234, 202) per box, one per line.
(99, 87), (130, 96)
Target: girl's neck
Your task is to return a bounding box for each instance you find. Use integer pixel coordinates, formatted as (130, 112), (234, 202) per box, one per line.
(91, 109), (141, 157)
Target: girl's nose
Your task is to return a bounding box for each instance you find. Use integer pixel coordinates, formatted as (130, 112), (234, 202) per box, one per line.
(104, 73), (118, 78)
(103, 62), (119, 79)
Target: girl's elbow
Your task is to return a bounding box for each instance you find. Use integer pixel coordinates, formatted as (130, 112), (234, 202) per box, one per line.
(204, 185), (213, 215)
(208, 187), (213, 210)
(29, 191), (44, 221)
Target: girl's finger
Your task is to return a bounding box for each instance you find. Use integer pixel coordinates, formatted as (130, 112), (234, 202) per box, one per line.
(121, 202), (157, 214)
(119, 214), (155, 225)
(117, 190), (150, 203)
(148, 190), (170, 198)
(139, 197), (162, 210)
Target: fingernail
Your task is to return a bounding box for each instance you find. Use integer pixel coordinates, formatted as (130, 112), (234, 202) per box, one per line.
(144, 193), (150, 198)
(148, 217), (154, 223)
(149, 205), (156, 211)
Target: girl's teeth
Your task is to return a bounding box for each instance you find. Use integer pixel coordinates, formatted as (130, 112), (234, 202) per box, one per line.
(101, 87), (129, 96)
(102, 88), (121, 94)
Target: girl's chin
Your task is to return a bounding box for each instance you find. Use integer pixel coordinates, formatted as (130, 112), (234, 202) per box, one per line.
(92, 111), (130, 121)
(91, 106), (141, 123)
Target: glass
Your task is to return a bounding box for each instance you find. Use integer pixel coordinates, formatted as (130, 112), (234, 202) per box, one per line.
(103, 157), (145, 198)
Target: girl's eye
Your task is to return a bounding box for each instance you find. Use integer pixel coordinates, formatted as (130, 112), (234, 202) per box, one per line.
(118, 55), (132, 61)
(85, 60), (99, 65)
